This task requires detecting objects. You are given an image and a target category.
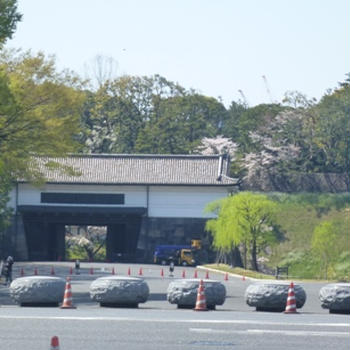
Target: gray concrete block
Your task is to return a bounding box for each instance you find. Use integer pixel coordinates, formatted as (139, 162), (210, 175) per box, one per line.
(245, 281), (306, 312)
(319, 283), (350, 314)
(9, 276), (66, 306)
(167, 279), (226, 309)
(89, 276), (149, 307)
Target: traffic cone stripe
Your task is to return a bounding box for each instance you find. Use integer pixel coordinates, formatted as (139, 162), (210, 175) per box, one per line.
(284, 282), (298, 314)
(194, 279), (208, 311)
(60, 278), (76, 309)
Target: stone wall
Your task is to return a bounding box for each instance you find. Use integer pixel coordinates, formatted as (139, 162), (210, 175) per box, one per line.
(242, 171), (349, 193)
(138, 217), (211, 263)
(2, 214), (28, 260)
(5, 213), (211, 263)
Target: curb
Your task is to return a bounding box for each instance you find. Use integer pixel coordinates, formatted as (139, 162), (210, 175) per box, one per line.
(196, 266), (259, 281)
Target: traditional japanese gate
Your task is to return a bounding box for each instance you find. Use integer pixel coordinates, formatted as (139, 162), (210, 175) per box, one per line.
(18, 205), (145, 261)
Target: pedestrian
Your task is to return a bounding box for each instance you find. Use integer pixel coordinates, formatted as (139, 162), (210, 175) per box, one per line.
(0, 259), (4, 283)
(169, 257), (175, 277)
(4, 256), (14, 285)
(75, 259), (80, 275)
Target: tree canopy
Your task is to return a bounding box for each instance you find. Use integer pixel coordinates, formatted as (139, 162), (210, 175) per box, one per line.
(206, 192), (280, 271)
(0, 49), (85, 182)
(0, 0), (22, 44)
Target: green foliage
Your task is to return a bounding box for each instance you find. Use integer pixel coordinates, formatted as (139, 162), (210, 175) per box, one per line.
(232, 103), (286, 154)
(268, 193), (350, 281)
(66, 244), (106, 262)
(80, 75), (228, 155)
(0, 49), (85, 181)
(268, 192), (350, 216)
(312, 221), (338, 278)
(205, 192), (280, 271)
(78, 72), (350, 187)
(0, 0), (22, 44)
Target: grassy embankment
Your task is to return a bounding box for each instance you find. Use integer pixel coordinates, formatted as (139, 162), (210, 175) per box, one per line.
(268, 193), (349, 281)
(206, 193), (350, 282)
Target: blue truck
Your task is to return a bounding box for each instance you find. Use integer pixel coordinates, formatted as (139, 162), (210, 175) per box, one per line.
(153, 240), (201, 266)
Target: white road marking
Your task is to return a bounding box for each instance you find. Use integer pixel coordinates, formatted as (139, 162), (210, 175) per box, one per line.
(0, 315), (348, 328)
(189, 328), (350, 337)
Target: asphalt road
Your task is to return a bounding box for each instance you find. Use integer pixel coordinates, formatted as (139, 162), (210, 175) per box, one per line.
(0, 262), (349, 350)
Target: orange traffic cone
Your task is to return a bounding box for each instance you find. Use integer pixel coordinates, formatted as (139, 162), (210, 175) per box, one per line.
(284, 282), (298, 314)
(50, 266), (55, 275)
(60, 277), (76, 309)
(112, 267), (115, 275)
(161, 268), (164, 277)
(205, 270), (209, 279)
(138, 267), (143, 276)
(182, 269), (186, 278)
(50, 336), (60, 350)
(224, 272), (228, 281)
(20, 268), (24, 277)
(128, 267), (131, 276)
(193, 279), (208, 311)
(194, 270), (198, 278)
(34, 267), (38, 275)
(242, 275), (246, 281)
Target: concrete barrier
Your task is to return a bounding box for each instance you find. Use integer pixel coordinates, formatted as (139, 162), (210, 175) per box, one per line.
(9, 276), (66, 306)
(245, 281), (306, 312)
(167, 279), (226, 310)
(89, 276), (149, 307)
(319, 283), (350, 314)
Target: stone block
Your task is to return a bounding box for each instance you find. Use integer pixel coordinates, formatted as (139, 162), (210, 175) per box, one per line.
(167, 279), (226, 309)
(9, 276), (66, 306)
(245, 281), (306, 312)
(319, 283), (350, 314)
(89, 276), (149, 307)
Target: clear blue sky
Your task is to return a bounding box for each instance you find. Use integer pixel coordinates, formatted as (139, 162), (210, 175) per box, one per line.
(6, 0), (350, 107)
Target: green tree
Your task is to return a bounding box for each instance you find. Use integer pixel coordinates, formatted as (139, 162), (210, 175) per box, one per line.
(0, 50), (85, 252)
(312, 75), (350, 177)
(135, 94), (228, 154)
(0, 0), (22, 44)
(81, 74), (185, 153)
(0, 49), (85, 180)
(312, 220), (339, 279)
(206, 192), (279, 271)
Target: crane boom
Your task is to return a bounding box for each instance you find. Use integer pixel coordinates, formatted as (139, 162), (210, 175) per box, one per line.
(238, 89), (249, 106)
(262, 75), (275, 103)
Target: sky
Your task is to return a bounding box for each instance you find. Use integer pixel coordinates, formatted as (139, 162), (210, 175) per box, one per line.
(6, 0), (350, 107)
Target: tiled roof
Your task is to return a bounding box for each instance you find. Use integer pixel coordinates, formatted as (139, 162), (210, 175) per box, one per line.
(26, 154), (238, 186)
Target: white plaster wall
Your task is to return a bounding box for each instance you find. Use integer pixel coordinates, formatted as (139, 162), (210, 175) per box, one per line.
(15, 183), (148, 207)
(148, 186), (229, 218)
(8, 183), (231, 218)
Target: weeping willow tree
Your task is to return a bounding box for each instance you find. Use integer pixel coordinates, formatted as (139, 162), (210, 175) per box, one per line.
(205, 192), (279, 271)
